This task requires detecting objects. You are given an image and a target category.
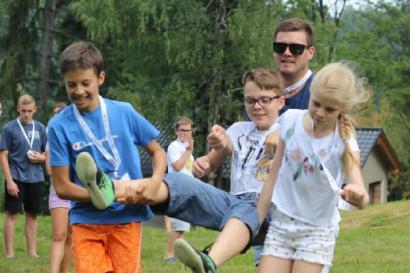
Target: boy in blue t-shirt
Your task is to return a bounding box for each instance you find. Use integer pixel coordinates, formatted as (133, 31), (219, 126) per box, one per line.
(47, 41), (167, 273)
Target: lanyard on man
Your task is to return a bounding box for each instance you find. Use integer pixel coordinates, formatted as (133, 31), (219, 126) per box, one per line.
(17, 118), (35, 149)
(73, 96), (121, 178)
(284, 69), (312, 94)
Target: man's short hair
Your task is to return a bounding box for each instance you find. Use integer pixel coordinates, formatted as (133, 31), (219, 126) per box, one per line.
(18, 94), (36, 107)
(60, 41), (104, 76)
(274, 18), (315, 46)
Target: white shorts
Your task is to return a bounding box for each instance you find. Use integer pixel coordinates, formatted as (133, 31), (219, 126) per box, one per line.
(261, 208), (337, 266)
(170, 218), (190, 232)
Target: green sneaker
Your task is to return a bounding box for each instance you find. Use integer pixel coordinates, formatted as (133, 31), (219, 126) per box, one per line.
(174, 239), (217, 273)
(75, 152), (115, 210)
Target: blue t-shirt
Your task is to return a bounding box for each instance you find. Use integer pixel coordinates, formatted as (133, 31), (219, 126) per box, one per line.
(279, 74), (313, 115)
(47, 98), (159, 225)
(0, 119), (47, 183)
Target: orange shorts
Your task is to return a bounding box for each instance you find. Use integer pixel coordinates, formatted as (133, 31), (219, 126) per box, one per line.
(72, 222), (142, 273)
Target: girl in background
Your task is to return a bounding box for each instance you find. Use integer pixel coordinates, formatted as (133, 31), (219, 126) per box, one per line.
(46, 103), (71, 273)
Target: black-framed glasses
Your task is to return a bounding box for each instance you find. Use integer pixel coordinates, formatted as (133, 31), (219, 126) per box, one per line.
(178, 128), (192, 132)
(243, 96), (281, 107)
(273, 42), (311, 55)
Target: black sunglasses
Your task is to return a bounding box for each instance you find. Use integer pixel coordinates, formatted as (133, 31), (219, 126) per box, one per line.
(273, 42), (311, 55)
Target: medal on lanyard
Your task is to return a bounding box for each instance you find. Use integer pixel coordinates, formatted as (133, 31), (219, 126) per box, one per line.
(17, 118), (36, 154)
(73, 96), (121, 178)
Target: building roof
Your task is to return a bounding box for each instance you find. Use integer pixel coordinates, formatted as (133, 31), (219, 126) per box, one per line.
(140, 126), (401, 176)
(356, 127), (400, 173)
(356, 128), (382, 167)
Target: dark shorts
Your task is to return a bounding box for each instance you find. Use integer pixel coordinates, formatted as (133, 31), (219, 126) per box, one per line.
(4, 180), (44, 214)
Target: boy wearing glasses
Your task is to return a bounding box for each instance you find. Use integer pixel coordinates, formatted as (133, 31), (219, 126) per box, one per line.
(76, 68), (285, 273)
(163, 116), (194, 262)
(273, 18), (315, 114)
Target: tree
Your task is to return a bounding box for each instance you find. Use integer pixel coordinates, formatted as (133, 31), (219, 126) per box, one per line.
(68, 0), (286, 154)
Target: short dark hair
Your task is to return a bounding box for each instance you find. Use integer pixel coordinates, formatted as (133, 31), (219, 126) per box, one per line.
(60, 41), (104, 75)
(242, 68), (284, 95)
(274, 18), (315, 46)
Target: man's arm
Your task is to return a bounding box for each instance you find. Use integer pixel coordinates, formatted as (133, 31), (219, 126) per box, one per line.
(51, 165), (90, 201)
(0, 149), (19, 197)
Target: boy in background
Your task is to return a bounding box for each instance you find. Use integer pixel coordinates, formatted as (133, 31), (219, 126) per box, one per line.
(164, 116), (195, 262)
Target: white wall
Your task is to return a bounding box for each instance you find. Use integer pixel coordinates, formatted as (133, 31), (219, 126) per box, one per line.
(361, 150), (389, 203)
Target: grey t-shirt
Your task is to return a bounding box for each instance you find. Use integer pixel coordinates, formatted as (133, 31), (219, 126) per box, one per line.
(0, 118), (47, 183)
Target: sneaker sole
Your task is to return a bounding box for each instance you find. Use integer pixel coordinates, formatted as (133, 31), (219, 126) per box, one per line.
(76, 152), (111, 210)
(174, 239), (205, 273)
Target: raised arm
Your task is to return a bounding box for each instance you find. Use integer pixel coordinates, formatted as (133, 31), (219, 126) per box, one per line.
(193, 125), (232, 178)
(171, 137), (194, 171)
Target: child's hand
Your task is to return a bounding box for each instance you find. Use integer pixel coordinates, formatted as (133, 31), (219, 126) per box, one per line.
(207, 125), (229, 151)
(187, 137), (194, 151)
(193, 156), (211, 178)
(340, 183), (369, 209)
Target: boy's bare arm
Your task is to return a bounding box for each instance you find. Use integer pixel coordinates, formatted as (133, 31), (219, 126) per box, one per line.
(51, 166), (90, 201)
(192, 125), (232, 178)
(340, 151), (369, 209)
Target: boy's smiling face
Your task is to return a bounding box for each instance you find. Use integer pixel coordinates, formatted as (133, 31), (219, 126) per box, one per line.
(244, 81), (284, 131)
(64, 68), (105, 112)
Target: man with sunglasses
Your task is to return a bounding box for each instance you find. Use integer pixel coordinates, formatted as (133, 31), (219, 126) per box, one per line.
(273, 18), (315, 114)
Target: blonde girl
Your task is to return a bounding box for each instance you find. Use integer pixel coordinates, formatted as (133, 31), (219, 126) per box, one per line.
(257, 62), (370, 273)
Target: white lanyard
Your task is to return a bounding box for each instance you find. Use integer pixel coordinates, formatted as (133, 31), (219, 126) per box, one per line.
(17, 118), (35, 149)
(284, 69), (312, 93)
(73, 96), (121, 175)
(236, 122), (278, 180)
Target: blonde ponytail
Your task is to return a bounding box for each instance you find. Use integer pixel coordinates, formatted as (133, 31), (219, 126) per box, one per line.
(339, 113), (360, 172)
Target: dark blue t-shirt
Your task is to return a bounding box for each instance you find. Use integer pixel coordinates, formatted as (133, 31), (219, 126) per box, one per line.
(0, 119), (47, 183)
(279, 74), (313, 115)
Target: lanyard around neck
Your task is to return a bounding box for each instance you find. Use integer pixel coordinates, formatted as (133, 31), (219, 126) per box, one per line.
(284, 69), (312, 93)
(17, 118), (35, 149)
(73, 96), (121, 173)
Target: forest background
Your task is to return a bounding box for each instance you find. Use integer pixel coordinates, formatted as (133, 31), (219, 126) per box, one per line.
(0, 0), (409, 201)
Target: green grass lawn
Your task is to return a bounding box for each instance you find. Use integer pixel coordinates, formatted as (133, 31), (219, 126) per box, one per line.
(0, 200), (409, 273)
